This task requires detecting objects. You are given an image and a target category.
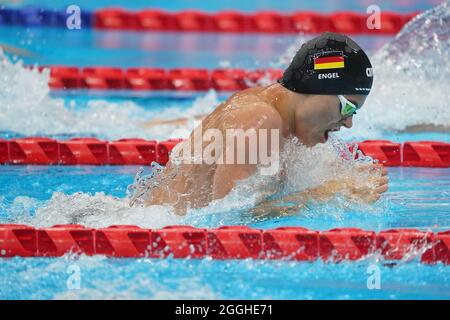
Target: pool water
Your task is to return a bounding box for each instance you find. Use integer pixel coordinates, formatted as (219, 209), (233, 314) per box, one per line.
(1, 166), (450, 232)
(1, 1), (449, 300)
(1, 255), (449, 300)
(2, 92), (450, 141)
(1, 165), (450, 300)
(0, 26), (393, 68)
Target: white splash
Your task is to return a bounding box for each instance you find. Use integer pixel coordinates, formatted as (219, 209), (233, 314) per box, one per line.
(3, 132), (383, 228)
(276, 3), (450, 139)
(344, 2), (450, 138)
(25, 192), (183, 228)
(0, 49), (219, 140)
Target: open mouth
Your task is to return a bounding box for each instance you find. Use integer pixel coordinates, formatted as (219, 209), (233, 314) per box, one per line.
(324, 128), (339, 141)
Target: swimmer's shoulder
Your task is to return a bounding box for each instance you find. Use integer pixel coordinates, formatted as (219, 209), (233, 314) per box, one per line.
(224, 88), (283, 130)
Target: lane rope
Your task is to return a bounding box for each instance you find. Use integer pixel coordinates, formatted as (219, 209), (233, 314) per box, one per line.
(0, 224), (448, 264)
(41, 66), (282, 91)
(0, 138), (449, 167)
(0, 7), (419, 34)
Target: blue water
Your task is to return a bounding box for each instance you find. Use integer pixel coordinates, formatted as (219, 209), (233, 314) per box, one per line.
(1, 166), (450, 231)
(1, 256), (449, 299)
(1, 0), (449, 300)
(0, 26), (392, 68)
(0, 165), (449, 299)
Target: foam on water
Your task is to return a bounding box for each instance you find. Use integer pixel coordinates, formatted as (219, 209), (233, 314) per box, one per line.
(3, 133), (383, 229)
(273, 2), (450, 139)
(348, 1), (450, 138)
(0, 51), (218, 140)
(23, 192), (182, 228)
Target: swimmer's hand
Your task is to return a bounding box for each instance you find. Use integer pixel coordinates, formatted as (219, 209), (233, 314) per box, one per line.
(346, 163), (389, 203)
(250, 164), (388, 217)
(278, 167), (388, 205)
(355, 162), (388, 177)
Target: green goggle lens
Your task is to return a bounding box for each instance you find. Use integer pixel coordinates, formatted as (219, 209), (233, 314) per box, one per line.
(338, 95), (358, 117)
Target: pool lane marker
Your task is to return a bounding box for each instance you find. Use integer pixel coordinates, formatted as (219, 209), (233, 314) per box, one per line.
(0, 224), (448, 264)
(41, 66), (282, 91)
(0, 138), (449, 167)
(0, 7), (419, 34)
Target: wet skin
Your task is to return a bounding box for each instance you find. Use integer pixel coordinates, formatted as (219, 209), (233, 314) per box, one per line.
(145, 83), (388, 214)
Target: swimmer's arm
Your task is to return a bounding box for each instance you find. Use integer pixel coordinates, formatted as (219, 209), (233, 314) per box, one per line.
(251, 174), (388, 218)
(251, 180), (344, 217)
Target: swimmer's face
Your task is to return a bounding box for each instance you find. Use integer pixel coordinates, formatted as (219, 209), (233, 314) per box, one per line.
(294, 94), (367, 146)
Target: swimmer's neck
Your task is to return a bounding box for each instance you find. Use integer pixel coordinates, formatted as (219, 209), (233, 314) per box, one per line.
(260, 83), (305, 137)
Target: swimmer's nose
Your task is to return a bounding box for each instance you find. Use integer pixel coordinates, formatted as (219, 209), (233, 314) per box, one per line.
(342, 116), (353, 128)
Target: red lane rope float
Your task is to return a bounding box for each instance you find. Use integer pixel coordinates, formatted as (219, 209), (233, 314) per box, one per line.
(0, 138), (449, 167)
(402, 141), (450, 168)
(0, 224), (448, 264)
(354, 140), (402, 166)
(93, 8), (418, 34)
(45, 66), (283, 91)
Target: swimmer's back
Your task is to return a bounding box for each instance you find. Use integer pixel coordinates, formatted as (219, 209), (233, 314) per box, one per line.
(145, 85), (282, 214)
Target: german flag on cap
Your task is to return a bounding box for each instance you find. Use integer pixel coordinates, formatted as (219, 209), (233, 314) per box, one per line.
(314, 55), (345, 70)
(279, 32), (373, 95)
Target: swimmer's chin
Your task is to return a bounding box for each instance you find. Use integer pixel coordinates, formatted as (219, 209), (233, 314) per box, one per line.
(299, 137), (327, 147)
(294, 132), (329, 146)
(318, 130), (333, 144)
(322, 130), (331, 143)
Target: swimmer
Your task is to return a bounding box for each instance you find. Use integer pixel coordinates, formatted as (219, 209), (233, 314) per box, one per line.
(144, 32), (389, 215)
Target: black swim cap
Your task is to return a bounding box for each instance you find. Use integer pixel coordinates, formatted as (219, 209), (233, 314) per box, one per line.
(279, 32), (373, 95)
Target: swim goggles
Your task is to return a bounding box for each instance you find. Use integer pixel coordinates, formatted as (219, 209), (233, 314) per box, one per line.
(338, 95), (359, 117)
